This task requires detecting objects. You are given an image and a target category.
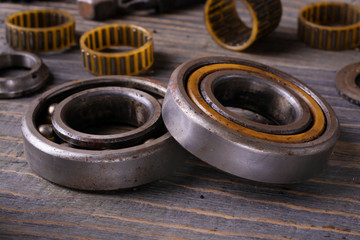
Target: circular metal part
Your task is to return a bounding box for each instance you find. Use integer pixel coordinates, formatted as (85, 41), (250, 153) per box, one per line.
(5, 9), (76, 52)
(51, 86), (163, 149)
(163, 56), (340, 183)
(335, 62), (360, 106)
(200, 69), (313, 135)
(204, 0), (282, 51)
(80, 24), (154, 76)
(0, 51), (49, 98)
(22, 76), (187, 190)
(298, 2), (360, 50)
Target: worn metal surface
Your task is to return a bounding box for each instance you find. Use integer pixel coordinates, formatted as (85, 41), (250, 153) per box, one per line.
(335, 62), (360, 106)
(163, 57), (340, 183)
(22, 76), (186, 190)
(0, 51), (49, 98)
(1, 1), (360, 239)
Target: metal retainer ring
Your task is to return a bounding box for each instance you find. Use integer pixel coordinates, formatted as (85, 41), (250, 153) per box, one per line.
(298, 2), (360, 50)
(22, 76), (186, 190)
(80, 24), (154, 76)
(335, 62), (360, 106)
(162, 56), (340, 184)
(204, 0), (282, 51)
(0, 51), (49, 98)
(5, 9), (76, 52)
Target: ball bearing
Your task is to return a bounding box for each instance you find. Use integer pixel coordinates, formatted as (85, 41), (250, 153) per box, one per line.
(22, 76), (187, 190)
(163, 57), (340, 183)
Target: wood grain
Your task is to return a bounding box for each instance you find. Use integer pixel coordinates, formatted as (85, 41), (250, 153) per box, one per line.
(0, 0), (360, 239)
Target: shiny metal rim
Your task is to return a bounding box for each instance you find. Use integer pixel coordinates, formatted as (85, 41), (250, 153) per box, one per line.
(200, 69), (313, 135)
(335, 62), (360, 106)
(51, 86), (163, 150)
(0, 51), (49, 98)
(163, 56), (340, 183)
(22, 76), (186, 190)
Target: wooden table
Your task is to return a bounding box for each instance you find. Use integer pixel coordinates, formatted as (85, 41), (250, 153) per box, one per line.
(0, 1), (360, 239)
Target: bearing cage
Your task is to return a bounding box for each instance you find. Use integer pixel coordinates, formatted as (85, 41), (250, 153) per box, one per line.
(163, 57), (339, 183)
(22, 76), (186, 190)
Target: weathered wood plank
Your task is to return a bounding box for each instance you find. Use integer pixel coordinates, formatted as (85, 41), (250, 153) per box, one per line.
(0, 0), (360, 239)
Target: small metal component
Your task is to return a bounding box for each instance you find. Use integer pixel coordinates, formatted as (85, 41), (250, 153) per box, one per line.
(0, 52), (49, 98)
(298, 2), (360, 50)
(48, 103), (57, 116)
(163, 57), (340, 184)
(80, 24), (154, 76)
(335, 62), (360, 106)
(78, 0), (118, 20)
(38, 124), (54, 140)
(51, 87), (163, 149)
(5, 9), (76, 52)
(22, 76), (187, 190)
(204, 0), (282, 51)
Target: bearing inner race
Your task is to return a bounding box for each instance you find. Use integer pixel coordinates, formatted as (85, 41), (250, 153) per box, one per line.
(187, 63), (325, 143)
(0, 51), (49, 98)
(52, 86), (163, 150)
(200, 70), (312, 134)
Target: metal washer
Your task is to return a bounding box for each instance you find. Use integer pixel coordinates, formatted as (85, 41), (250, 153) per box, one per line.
(22, 76), (187, 191)
(335, 62), (360, 106)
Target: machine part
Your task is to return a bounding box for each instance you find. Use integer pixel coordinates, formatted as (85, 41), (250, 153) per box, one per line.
(78, 0), (118, 20)
(204, 0), (282, 51)
(51, 86), (163, 149)
(335, 62), (360, 106)
(22, 76), (186, 190)
(80, 24), (154, 76)
(0, 52), (49, 98)
(298, 2), (360, 50)
(163, 57), (339, 183)
(5, 9), (76, 52)
(199, 70), (313, 135)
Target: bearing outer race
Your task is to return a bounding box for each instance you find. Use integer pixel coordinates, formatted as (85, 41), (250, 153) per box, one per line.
(80, 24), (154, 76)
(22, 76), (186, 190)
(0, 51), (49, 98)
(51, 87), (163, 149)
(204, 0), (282, 51)
(199, 69), (313, 135)
(5, 9), (76, 52)
(335, 62), (360, 106)
(187, 63), (325, 143)
(163, 57), (340, 183)
(298, 2), (360, 50)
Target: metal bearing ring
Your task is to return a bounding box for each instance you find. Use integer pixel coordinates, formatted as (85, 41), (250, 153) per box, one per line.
(5, 9), (76, 52)
(163, 57), (339, 183)
(80, 24), (154, 76)
(22, 76), (186, 190)
(298, 2), (360, 50)
(335, 62), (360, 106)
(204, 0), (282, 51)
(0, 51), (49, 98)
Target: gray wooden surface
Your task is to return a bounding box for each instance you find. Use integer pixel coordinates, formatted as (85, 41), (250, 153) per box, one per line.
(0, 0), (360, 239)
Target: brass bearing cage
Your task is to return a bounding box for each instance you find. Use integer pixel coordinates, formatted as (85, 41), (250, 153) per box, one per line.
(79, 24), (154, 76)
(298, 2), (360, 50)
(204, 0), (282, 51)
(5, 9), (76, 52)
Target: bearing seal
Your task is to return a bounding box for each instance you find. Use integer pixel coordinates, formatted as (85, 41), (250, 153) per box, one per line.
(204, 0), (282, 51)
(335, 62), (360, 106)
(163, 57), (339, 183)
(80, 24), (154, 76)
(22, 76), (186, 190)
(0, 51), (49, 98)
(6, 9), (76, 52)
(298, 2), (360, 50)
